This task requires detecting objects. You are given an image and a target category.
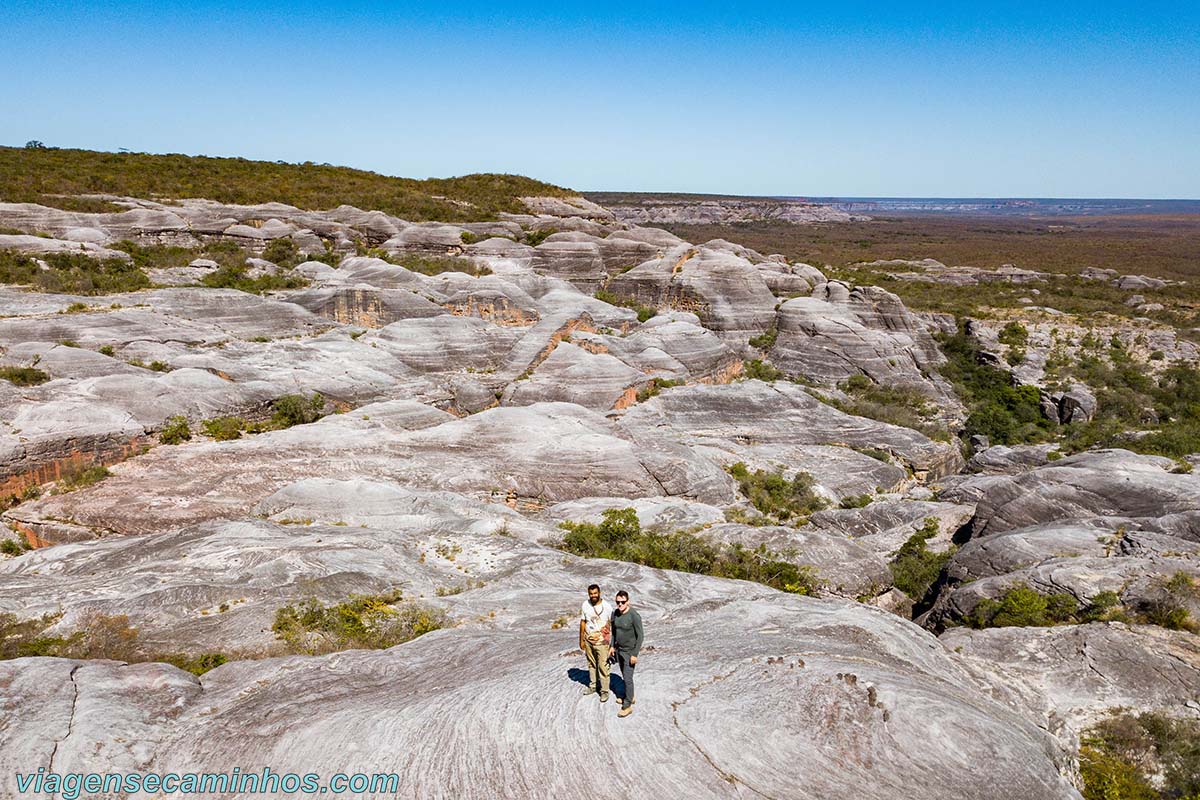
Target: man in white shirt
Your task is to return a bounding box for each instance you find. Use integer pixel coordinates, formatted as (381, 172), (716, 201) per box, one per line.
(578, 583), (614, 702)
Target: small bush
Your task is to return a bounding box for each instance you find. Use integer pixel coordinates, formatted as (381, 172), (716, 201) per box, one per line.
(394, 254), (490, 277)
(261, 238), (300, 268)
(271, 591), (446, 655)
(726, 462), (827, 523)
(743, 359), (783, 382)
(1140, 572), (1200, 633)
(594, 289), (657, 322)
(201, 264), (307, 294)
(159, 652), (229, 676)
(525, 228), (555, 246)
(0, 249), (149, 295)
(557, 508), (821, 595)
(98, 344), (115, 357)
(159, 416), (191, 445)
(1080, 712), (1200, 800)
(840, 494), (874, 509)
(54, 464), (110, 493)
(0, 366), (49, 386)
(201, 416), (247, 441)
(0, 611), (229, 675)
(997, 321), (1029, 347)
(270, 393), (325, 428)
(64, 302), (90, 313)
(460, 231), (480, 245)
(966, 584), (1078, 628)
(636, 377), (683, 403)
(0, 539), (24, 556)
(748, 327), (778, 350)
(889, 518), (954, 603)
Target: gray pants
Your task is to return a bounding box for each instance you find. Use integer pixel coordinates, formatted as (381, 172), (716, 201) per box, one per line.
(616, 651), (636, 707)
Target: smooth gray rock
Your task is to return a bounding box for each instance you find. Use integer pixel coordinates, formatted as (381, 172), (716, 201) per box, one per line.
(607, 245), (778, 340)
(941, 623), (1200, 728)
(701, 522), (893, 598)
(618, 381), (964, 487)
(807, 500), (974, 558)
(1058, 385), (1097, 424)
(970, 450), (1200, 539)
(4, 402), (733, 542)
(769, 283), (951, 400)
(967, 444), (1061, 475)
(0, 574), (1080, 800)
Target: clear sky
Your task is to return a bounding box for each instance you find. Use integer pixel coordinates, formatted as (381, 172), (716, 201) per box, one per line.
(3, 1), (1198, 197)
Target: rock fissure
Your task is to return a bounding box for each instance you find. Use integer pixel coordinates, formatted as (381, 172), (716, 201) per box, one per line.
(47, 664), (81, 774)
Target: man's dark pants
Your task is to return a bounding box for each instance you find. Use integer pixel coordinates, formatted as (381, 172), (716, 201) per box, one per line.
(616, 651), (635, 707)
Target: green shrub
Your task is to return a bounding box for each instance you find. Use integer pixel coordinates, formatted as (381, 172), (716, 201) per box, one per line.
(270, 393), (326, 428)
(261, 237), (301, 268)
(0, 611), (230, 674)
(270, 591), (446, 655)
(748, 327), (778, 350)
(159, 652), (229, 676)
(997, 321), (1029, 347)
(201, 416), (247, 441)
(0, 539), (24, 556)
(635, 377), (684, 403)
(201, 263), (308, 294)
(557, 508), (821, 595)
(0, 249), (149, 295)
(460, 231), (480, 245)
(0, 366), (49, 386)
(726, 462), (827, 523)
(0, 612), (76, 659)
(159, 416), (191, 445)
(828, 376), (950, 442)
(840, 494), (873, 509)
(54, 464), (110, 493)
(0, 145), (573, 222)
(1080, 712), (1200, 800)
(742, 359), (783, 382)
(966, 584), (1079, 628)
(938, 324), (1054, 445)
(1078, 590), (1128, 623)
(593, 289), (657, 322)
(98, 344), (115, 357)
(393, 254), (490, 277)
(525, 228), (555, 246)
(64, 301), (90, 313)
(889, 518), (954, 603)
(1140, 572), (1200, 633)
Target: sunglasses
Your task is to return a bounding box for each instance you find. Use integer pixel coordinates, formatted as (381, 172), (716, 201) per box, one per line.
(616, 599), (628, 605)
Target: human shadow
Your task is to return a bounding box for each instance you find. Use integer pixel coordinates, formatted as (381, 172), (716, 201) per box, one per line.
(568, 666), (627, 698)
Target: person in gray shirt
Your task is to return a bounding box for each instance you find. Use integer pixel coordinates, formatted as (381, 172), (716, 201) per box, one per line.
(610, 589), (644, 717)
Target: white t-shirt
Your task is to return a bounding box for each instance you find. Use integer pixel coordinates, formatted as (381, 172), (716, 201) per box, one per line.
(580, 599), (613, 635)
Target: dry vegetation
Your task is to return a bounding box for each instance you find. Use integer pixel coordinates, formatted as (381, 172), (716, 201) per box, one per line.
(662, 215), (1200, 281)
(0, 145), (574, 221)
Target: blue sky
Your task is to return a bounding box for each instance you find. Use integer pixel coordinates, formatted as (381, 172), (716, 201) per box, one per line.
(2, 1), (1198, 197)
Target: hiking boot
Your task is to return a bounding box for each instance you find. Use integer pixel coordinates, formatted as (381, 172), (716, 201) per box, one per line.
(618, 704), (633, 717)
(599, 692), (610, 703)
(581, 686), (596, 696)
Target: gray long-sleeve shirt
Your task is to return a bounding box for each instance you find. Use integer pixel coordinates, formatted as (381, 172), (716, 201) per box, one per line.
(610, 608), (643, 656)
